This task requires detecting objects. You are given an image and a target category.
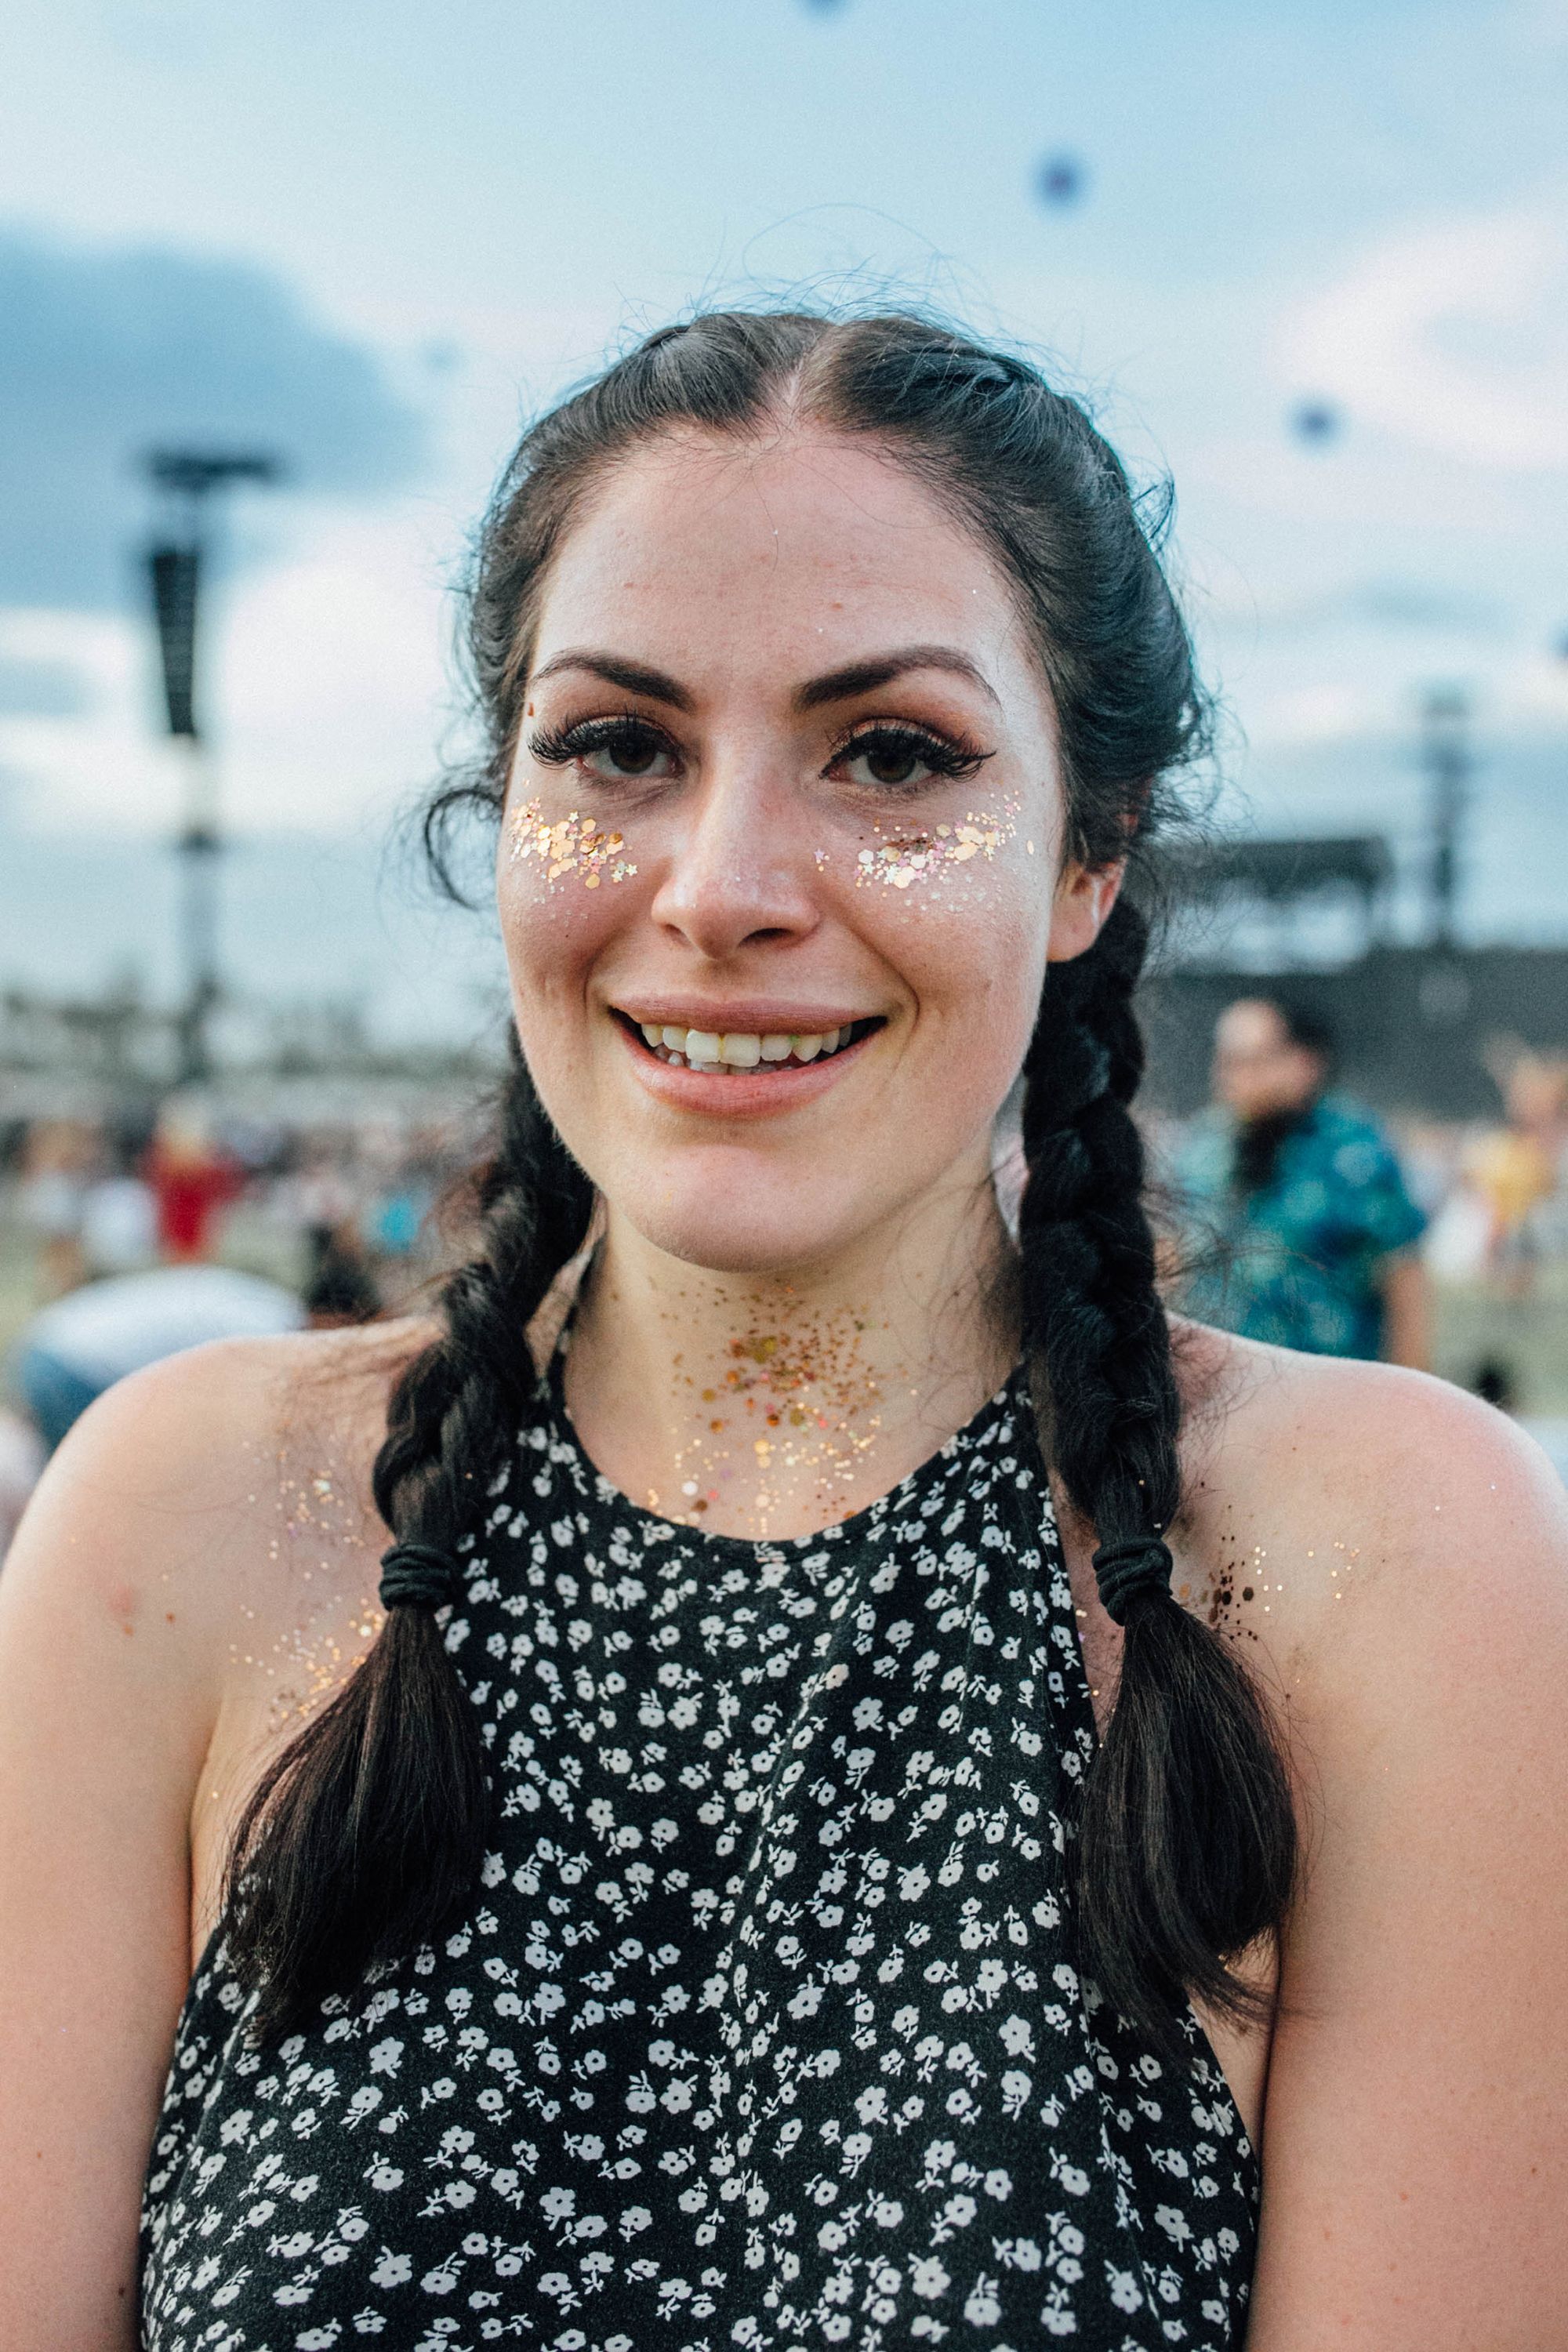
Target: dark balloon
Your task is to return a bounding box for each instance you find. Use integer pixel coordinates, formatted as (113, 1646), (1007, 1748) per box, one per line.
(1292, 401), (1341, 443)
(1035, 152), (1087, 207)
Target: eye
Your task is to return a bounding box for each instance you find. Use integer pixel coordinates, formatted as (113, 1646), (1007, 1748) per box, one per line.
(830, 724), (992, 791)
(528, 716), (680, 782)
(582, 723), (675, 781)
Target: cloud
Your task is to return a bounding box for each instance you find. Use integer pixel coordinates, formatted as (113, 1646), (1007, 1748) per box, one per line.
(0, 509), (454, 840)
(1276, 211), (1568, 470)
(0, 227), (426, 609)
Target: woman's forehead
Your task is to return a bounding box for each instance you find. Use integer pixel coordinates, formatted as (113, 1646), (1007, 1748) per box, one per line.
(529, 429), (1040, 711)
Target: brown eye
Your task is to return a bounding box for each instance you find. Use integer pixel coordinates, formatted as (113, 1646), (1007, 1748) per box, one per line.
(833, 724), (990, 791)
(583, 726), (673, 780)
(840, 731), (938, 789)
(863, 742), (923, 785)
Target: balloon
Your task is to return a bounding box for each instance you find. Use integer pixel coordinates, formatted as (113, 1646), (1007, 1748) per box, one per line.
(1035, 153), (1086, 207)
(1292, 401), (1341, 443)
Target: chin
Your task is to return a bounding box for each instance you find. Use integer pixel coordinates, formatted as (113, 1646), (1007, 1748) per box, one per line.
(611, 1152), (887, 1278)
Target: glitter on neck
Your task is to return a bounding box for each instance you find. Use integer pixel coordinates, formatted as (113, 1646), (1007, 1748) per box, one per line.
(510, 797), (637, 890)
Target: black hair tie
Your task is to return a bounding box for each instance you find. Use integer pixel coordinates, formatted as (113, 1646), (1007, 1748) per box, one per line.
(379, 1541), (460, 1613)
(1092, 1535), (1174, 1625)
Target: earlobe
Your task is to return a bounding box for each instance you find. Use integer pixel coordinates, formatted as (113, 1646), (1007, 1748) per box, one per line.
(1047, 860), (1126, 964)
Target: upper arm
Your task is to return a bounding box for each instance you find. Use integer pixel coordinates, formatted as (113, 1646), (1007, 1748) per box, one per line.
(0, 1348), (256, 2349)
(1247, 1391), (1568, 2348)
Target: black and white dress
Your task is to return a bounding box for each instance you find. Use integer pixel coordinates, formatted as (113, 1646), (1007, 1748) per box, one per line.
(141, 1364), (1258, 2350)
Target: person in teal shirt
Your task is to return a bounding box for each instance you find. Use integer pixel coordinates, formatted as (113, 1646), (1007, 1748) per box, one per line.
(1174, 996), (1430, 1363)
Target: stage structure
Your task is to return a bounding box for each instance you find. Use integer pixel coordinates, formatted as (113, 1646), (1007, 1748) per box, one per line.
(1147, 691), (1568, 1117)
(143, 448), (281, 1085)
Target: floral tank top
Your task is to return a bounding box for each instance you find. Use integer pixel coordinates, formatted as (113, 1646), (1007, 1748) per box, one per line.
(141, 1365), (1258, 2350)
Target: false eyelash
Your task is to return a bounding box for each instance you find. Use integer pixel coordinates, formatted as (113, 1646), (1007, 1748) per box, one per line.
(829, 721), (996, 784)
(526, 713), (676, 768)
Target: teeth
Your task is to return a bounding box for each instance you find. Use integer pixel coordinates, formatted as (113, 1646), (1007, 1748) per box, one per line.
(630, 1018), (863, 1069)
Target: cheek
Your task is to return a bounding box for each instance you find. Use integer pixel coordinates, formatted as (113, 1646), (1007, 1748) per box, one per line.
(847, 786), (1029, 893)
(506, 796), (641, 893)
(495, 820), (641, 1051)
(855, 848), (1049, 1099)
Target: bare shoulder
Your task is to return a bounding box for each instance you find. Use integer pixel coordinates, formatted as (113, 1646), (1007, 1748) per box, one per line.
(4, 1316), (433, 1694)
(1172, 1321), (1568, 1675)
(1170, 1355), (1568, 2338)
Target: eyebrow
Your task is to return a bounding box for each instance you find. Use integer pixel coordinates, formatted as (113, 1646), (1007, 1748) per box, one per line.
(793, 646), (1001, 713)
(528, 643), (1000, 717)
(529, 652), (695, 710)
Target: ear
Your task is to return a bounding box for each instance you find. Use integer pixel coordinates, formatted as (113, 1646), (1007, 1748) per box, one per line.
(1047, 857), (1126, 964)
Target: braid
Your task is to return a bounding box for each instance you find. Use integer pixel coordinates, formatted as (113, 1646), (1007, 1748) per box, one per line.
(235, 305), (1298, 2050)
(226, 1040), (593, 2039)
(1020, 899), (1297, 2044)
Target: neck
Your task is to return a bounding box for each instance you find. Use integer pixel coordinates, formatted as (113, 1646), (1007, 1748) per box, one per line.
(563, 1157), (1018, 1540)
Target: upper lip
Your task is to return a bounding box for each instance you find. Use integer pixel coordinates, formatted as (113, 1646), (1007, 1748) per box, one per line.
(610, 1000), (881, 1033)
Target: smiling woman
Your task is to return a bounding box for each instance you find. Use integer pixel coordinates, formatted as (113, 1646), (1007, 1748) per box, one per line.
(2, 310), (1566, 2352)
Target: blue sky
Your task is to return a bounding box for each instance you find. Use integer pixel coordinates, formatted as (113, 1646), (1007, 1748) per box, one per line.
(1, 0), (1565, 1041)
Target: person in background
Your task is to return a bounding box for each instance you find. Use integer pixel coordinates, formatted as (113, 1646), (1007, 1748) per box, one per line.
(143, 1097), (244, 1263)
(5, 1265), (303, 1457)
(1467, 1048), (1568, 1299)
(77, 1127), (158, 1279)
(1175, 994), (1430, 1365)
(14, 1119), (96, 1298)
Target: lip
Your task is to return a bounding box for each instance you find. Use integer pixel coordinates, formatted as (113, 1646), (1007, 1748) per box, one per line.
(612, 1010), (880, 1118)
(610, 998), (877, 1034)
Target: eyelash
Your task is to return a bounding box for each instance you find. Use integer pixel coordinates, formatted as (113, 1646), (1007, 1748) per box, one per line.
(828, 720), (993, 786)
(526, 713), (659, 771)
(524, 713), (994, 786)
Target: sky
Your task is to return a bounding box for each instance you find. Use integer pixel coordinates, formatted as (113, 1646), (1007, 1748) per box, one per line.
(1, 0), (1565, 1046)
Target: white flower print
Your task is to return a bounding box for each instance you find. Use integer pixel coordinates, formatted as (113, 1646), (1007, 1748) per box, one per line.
(141, 1372), (1257, 2350)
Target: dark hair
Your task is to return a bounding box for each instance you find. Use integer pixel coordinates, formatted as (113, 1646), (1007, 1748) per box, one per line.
(1228, 994), (1334, 1195)
(227, 308), (1296, 2049)
(1257, 994), (1336, 1065)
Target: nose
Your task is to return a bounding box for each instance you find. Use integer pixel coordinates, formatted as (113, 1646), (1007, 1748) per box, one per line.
(650, 765), (822, 963)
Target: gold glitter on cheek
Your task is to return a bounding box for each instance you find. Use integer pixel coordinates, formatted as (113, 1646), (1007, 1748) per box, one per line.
(853, 796), (1021, 891)
(509, 797), (638, 890)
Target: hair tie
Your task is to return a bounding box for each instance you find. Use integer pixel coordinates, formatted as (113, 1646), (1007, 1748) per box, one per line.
(379, 1541), (460, 1613)
(1092, 1535), (1174, 1625)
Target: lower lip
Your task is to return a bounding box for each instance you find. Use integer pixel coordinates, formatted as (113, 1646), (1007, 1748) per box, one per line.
(614, 1020), (876, 1116)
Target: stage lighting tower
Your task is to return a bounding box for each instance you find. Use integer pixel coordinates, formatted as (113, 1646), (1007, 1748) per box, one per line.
(141, 448), (281, 1084)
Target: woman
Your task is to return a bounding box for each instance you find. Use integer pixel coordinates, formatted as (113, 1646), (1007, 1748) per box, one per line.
(2, 311), (1564, 2351)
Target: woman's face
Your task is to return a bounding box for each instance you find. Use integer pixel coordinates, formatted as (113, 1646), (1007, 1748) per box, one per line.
(497, 426), (1117, 1275)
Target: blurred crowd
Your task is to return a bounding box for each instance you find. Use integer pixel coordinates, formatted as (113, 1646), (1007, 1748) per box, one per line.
(0, 1093), (481, 1556)
(3, 1013), (1566, 1561)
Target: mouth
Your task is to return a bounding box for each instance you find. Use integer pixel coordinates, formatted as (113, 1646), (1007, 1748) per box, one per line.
(612, 1011), (884, 1073)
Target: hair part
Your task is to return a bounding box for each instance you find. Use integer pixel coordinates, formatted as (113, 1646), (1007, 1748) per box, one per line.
(230, 306), (1295, 2053)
